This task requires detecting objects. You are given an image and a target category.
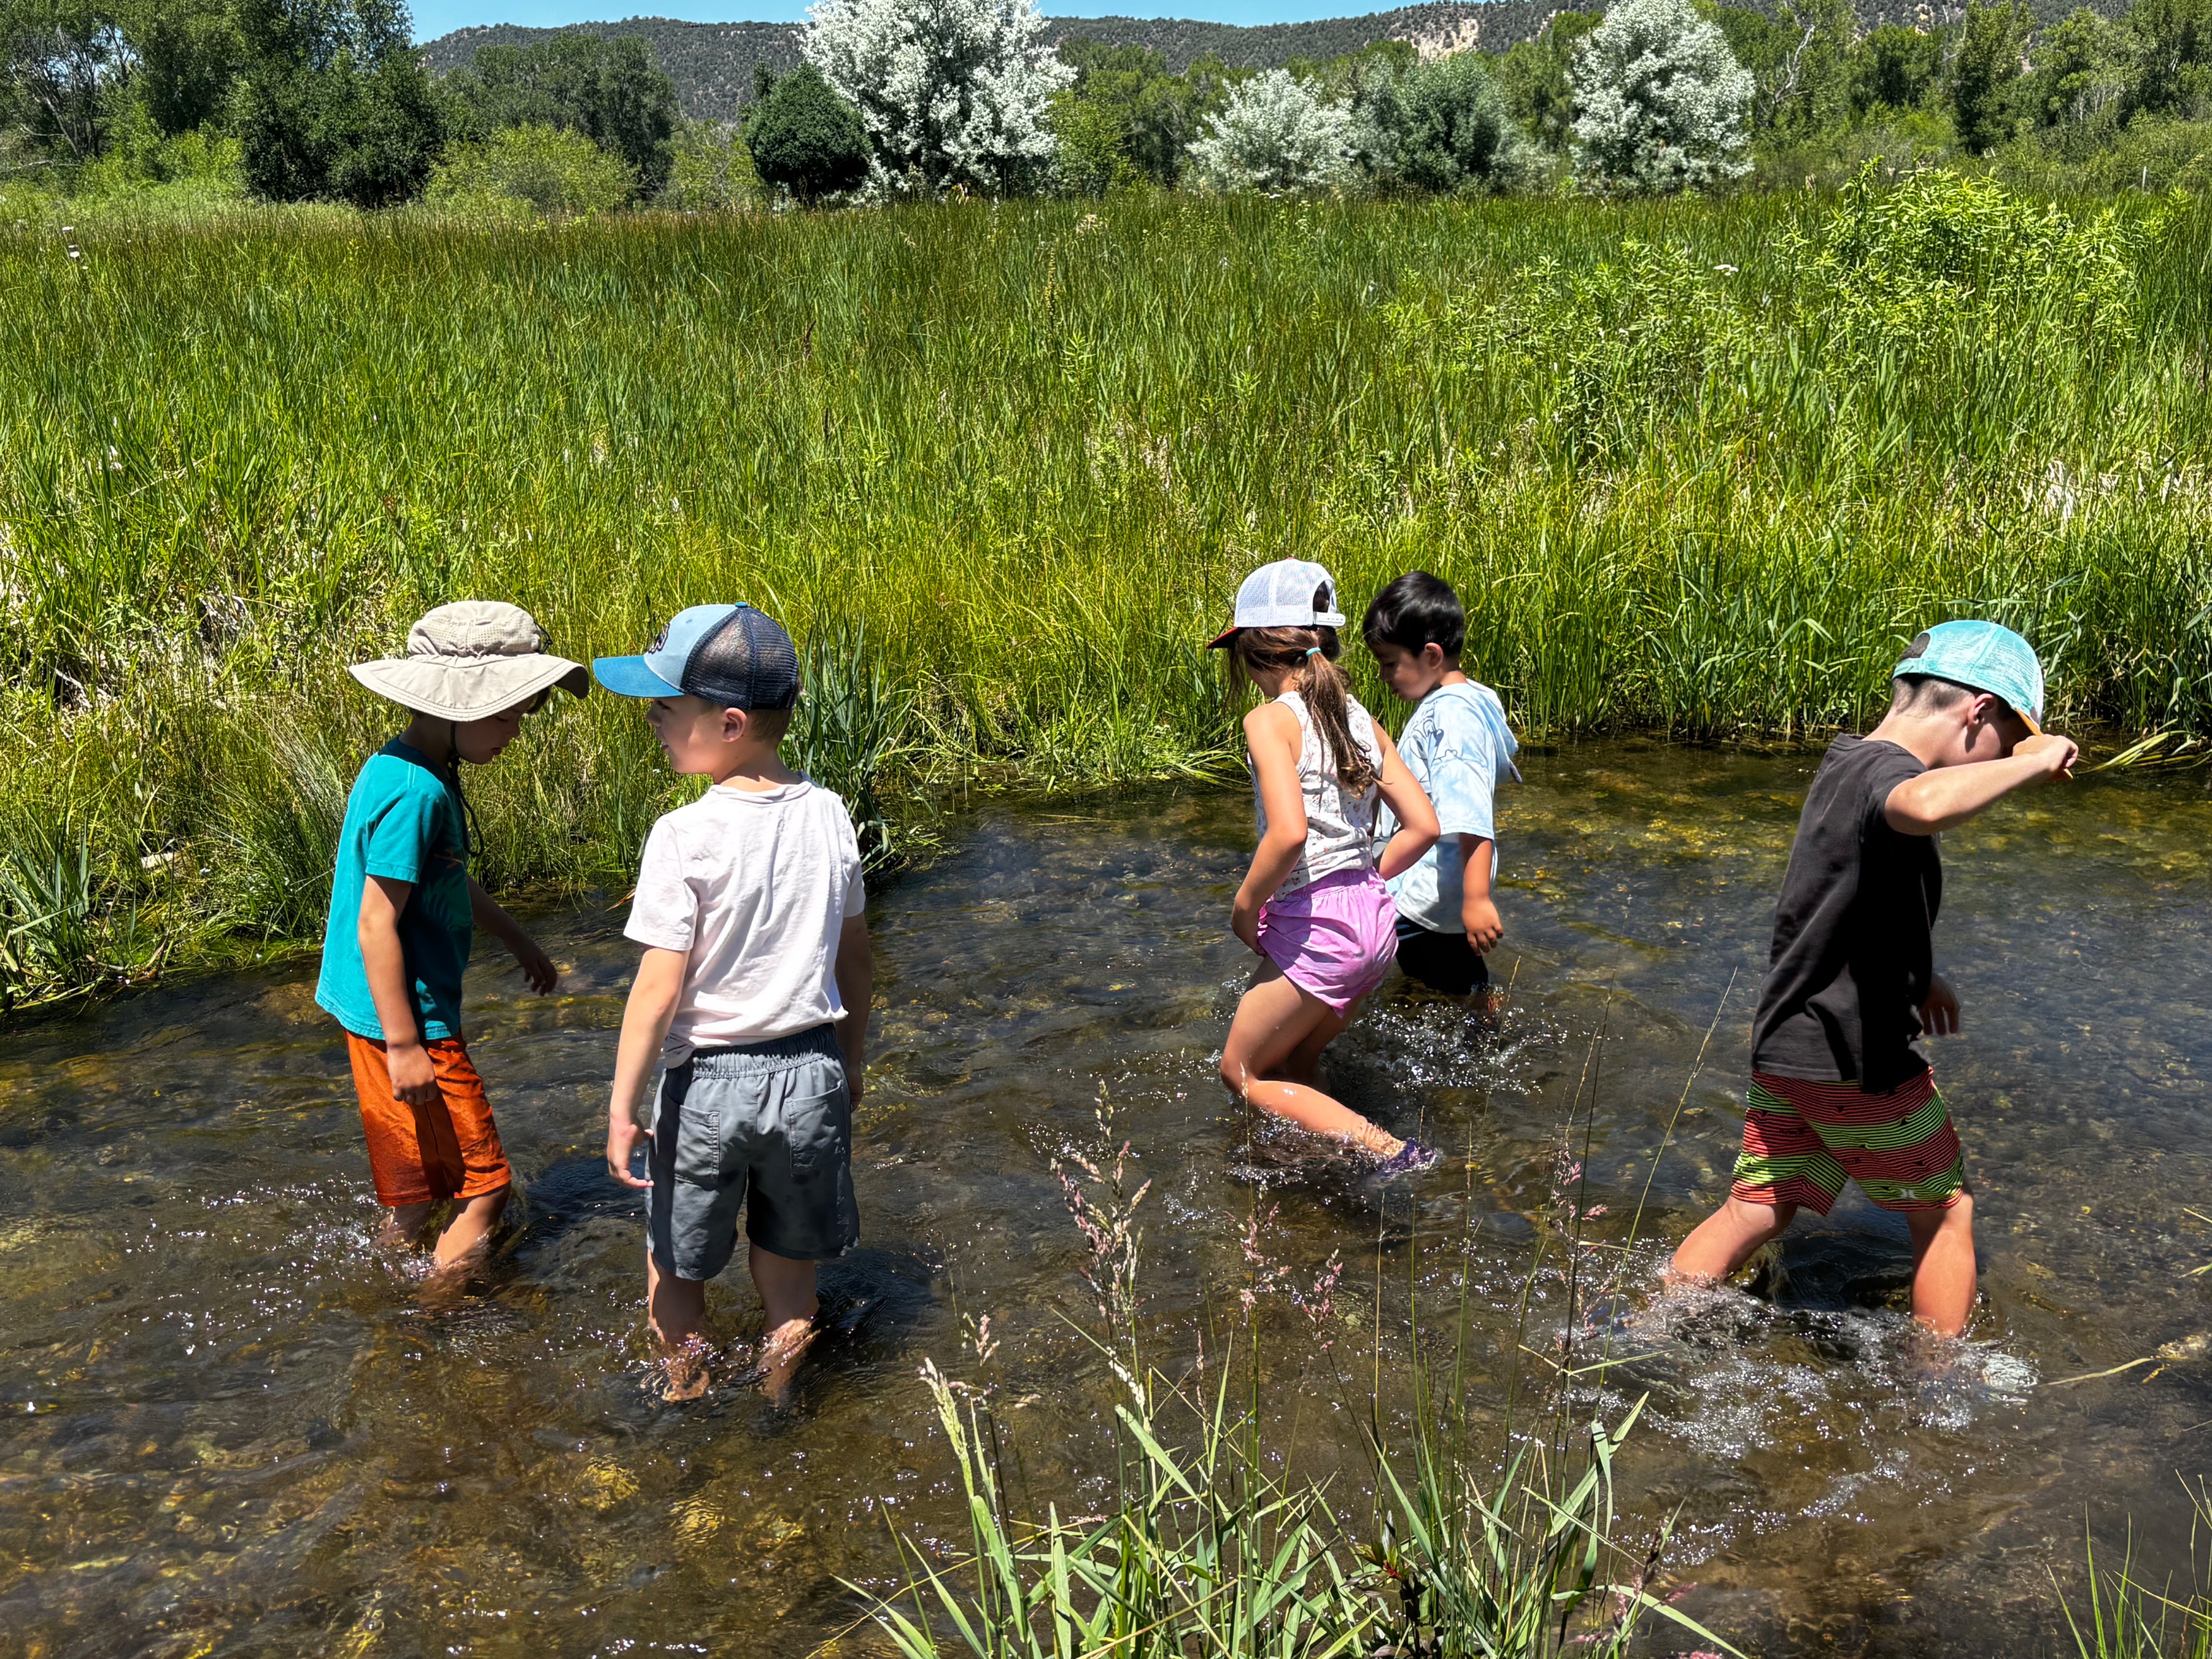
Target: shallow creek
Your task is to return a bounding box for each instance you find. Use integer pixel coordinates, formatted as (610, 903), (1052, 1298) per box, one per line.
(3, 740), (2209, 1657)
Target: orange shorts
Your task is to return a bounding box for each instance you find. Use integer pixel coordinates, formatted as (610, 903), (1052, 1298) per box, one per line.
(344, 1032), (511, 1208)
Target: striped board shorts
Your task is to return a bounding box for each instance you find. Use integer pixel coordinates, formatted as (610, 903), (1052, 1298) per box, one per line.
(1729, 1070), (1966, 1215)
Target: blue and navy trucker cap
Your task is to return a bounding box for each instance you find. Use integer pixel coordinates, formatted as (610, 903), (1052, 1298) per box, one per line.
(592, 604), (800, 710)
(1894, 619), (2044, 733)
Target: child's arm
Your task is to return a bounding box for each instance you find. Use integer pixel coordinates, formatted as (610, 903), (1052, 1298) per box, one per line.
(468, 875), (559, 994)
(604, 948), (689, 1191)
(832, 914), (873, 1103)
(359, 875), (437, 1105)
(1231, 703), (1311, 952)
(1460, 836), (1503, 954)
(1883, 734), (2078, 835)
(1370, 725), (1440, 883)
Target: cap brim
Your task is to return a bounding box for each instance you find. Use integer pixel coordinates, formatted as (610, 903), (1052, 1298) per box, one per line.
(592, 656), (685, 699)
(1205, 626), (1238, 650)
(350, 657), (586, 721)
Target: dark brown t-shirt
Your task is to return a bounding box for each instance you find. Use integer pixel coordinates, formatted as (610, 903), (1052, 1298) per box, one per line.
(1749, 736), (1942, 1092)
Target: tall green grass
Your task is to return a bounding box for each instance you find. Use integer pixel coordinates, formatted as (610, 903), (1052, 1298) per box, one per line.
(2, 173), (2209, 1001)
(865, 1095), (1732, 1658)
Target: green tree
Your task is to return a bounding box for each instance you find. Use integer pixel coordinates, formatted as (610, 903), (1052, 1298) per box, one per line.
(741, 61), (867, 204)
(442, 33), (680, 198)
(1950, 0), (2031, 153)
(1, 0), (129, 161)
(1049, 84), (1137, 195)
(2028, 6), (2130, 130)
(1492, 9), (1601, 152)
(1352, 50), (1533, 194)
(1056, 40), (1223, 187)
(1707, 0), (1852, 138)
(1850, 23), (1943, 117)
(2122, 0), (2212, 119)
(124, 0), (245, 136)
(230, 0), (444, 207)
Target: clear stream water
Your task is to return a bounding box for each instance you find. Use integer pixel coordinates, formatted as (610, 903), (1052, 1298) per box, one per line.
(3, 740), (2209, 1658)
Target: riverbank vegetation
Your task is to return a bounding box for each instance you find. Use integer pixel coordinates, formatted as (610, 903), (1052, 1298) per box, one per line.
(4, 0), (2210, 224)
(1, 170), (2209, 1006)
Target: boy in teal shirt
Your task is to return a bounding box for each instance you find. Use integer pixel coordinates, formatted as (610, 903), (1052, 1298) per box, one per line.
(1361, 572), (1520, 999)
(317, 602), (585, 1286)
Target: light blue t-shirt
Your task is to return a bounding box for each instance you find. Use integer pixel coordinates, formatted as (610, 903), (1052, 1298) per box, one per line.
(1383, 681), (1519, 935)
(314, 740), (475, 1042)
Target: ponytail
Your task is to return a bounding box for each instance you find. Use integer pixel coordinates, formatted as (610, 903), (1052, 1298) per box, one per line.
(1230, 625), (1379, 797)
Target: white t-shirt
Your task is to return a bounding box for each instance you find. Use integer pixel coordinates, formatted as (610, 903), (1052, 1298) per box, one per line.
(623, 778), (866, 1063)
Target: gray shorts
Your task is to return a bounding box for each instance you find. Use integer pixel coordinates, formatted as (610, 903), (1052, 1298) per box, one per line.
(647, 1024), (859, 1280)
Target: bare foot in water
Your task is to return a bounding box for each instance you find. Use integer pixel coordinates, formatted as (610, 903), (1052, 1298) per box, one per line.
(757, 1317), (818, 1406)
(660, 1334), (713, 1402)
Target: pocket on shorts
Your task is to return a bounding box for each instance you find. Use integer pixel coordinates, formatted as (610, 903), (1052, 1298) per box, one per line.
(663, 1067), (727, 1188)
(780, 1060), (852, 1176)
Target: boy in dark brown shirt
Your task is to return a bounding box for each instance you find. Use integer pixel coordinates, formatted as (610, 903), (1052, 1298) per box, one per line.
(1669, 622), (2077, 1337)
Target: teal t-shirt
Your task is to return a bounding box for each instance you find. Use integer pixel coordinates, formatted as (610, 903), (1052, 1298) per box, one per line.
(315, 740), (474, 1042)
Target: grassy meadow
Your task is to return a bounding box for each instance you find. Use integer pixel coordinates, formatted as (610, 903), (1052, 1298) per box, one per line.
(4, 177), (2211, 1002)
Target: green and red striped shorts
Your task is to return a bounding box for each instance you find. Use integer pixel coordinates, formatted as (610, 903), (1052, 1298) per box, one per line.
(1730, 1070), (1966, 1215)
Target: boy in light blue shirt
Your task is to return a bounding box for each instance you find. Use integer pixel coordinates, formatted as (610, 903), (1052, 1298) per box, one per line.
(1361, 572), (1520, 999)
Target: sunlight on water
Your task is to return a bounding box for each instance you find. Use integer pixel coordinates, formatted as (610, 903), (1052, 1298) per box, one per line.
(0, 741), (2208, 1656)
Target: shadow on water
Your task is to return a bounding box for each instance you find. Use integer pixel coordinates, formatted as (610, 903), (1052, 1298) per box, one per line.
(1, 739), (2209, 1657)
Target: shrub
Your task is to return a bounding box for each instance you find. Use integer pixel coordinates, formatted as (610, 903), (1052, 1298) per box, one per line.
(440, 33), (681, 201)
(802, 0), (1073, 196)
(742, 63), (869, 205)
(1186, 68), (1354, 194)
(425, 122), (636, 218)
(1569, 0), (1755, 193)
(1353, 50), (1535, 194)
(659, 118), (760, 211)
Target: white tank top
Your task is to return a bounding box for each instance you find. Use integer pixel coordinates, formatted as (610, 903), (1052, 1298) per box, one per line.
(1252, 690), (1384, 895)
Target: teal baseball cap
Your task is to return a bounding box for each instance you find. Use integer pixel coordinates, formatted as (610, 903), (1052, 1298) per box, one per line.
(1894, 620), (2044, 733)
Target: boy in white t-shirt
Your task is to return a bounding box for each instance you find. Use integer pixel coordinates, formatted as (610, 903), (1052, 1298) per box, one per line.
(1361, 572), (1520, 1001)
(594, 604), (872, 1403)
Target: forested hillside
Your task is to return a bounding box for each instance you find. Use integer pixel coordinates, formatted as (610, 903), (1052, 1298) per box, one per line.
(421, 2), (2100, 122)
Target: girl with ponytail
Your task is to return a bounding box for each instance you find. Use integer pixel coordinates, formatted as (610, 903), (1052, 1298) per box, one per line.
(1206, 560), (1443, 1175)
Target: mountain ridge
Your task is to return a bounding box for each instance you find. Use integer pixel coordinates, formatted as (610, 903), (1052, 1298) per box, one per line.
(417, 3), (2104, 127)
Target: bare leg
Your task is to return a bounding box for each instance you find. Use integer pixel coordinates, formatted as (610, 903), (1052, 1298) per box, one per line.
(431, 1188), (508, 1269)
(1220, 966), (1401, 1158)
(382, 1202), (434, 1249)
(646, 1251), (712, 1401)
(1667, 1196), (1798, 1287)
(1905, 1193), (1977, 1338)
(749, 1245), (820, 1405)
(1272, 1004), (1350, 1088)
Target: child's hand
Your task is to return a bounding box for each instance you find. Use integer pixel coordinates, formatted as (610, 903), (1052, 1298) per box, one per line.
(387, 1038), (441, 1108)
(1921, 973), (1961, 1036)
(605, 1110), (651, 1190)
(2017, 733), (2079, 781)
(1231, 895), (1264, 955)
(511, 935), (559, 994)
(1461, 895), (1504, 955)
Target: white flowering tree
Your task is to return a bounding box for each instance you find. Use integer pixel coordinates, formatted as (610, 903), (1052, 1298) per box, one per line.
(801, 0), (1074, 195)
(1186, 69), (1355, 194)
(1569, 0), (1755, 194)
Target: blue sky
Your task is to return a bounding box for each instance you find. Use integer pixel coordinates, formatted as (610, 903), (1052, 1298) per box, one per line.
(411, 1), (1367, 43)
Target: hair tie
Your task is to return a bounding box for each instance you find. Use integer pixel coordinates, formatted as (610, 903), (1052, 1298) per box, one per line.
(1305, 646), (1322, 659)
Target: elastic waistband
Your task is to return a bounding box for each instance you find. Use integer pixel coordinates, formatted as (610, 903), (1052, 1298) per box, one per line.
(1277, 864), (1385, 900)
(682, 1024), (842, 1075)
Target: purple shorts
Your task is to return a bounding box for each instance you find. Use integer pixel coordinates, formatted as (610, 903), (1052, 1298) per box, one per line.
(1256, 868), (1398, 1015)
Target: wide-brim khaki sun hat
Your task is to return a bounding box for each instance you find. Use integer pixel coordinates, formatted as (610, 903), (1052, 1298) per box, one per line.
(350, 600), (589, 721)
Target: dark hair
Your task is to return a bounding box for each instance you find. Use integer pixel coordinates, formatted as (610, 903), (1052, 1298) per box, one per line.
(1231, 625), (1380, 797)
(1889, 675), (1978, 714)
(1361, 571), (1466, 661)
